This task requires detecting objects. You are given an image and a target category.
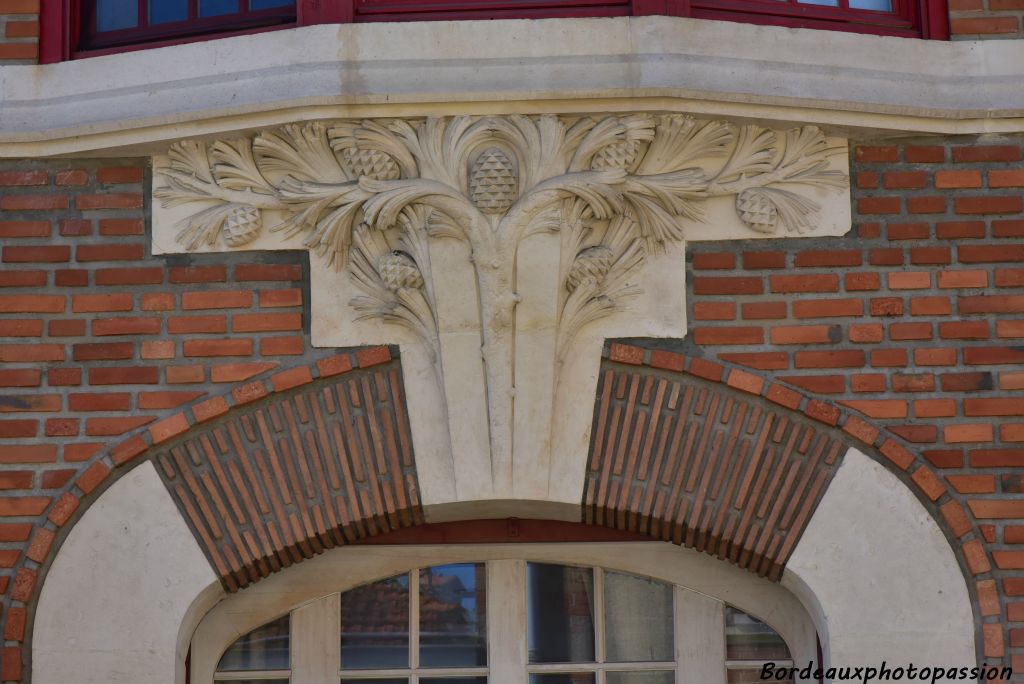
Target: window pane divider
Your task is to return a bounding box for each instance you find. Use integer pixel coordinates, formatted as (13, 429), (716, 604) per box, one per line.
(410, 568), (421, 672)
(340, 667), (491, 676)
(526, 662), (677, 672)
(214, 671), (290, 680)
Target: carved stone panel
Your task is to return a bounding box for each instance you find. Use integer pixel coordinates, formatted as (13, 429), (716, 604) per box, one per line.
(152, 113), (850, 516)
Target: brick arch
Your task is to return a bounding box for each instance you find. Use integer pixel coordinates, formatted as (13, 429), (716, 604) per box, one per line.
(586, 342), (998, 663)
(12, 346), (421, 681)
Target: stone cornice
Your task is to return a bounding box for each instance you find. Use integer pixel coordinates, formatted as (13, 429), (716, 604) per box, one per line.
(2, 16), (1024, 157)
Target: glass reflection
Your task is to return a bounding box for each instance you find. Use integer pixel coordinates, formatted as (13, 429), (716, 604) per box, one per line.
(201, 0), (240, 16)
(341, 573), (410, 669)
(603, 571), (673, 663)
(96, 0), (139, 31)
(217, 614), (290, 671)
(150, 0), (188, 24)
(527, 564), (595, 664)
(250, 0), (295, 7)
(606, 672), (674, 684)
(529, 675), (595, 684)
(725, 606), (791, 661)
(420, 564), (487, 667)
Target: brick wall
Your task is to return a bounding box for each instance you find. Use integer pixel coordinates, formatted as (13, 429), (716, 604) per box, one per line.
(0, 0), (36, 64)
(686, 134), (1024, 678)
(950, 0), (1024, 37)
(0, 158), (350, 681)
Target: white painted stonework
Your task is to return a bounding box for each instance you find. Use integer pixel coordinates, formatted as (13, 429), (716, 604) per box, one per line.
(33, 462), (223, 684)
(783, 447), (976, 679)
(151, 114), (850, 516)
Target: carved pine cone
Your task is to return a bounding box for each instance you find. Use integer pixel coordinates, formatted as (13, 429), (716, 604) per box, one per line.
(566, 245), (614, 292)
(591, 139), (642, 171)
(469, 147), (517, 214)
(377, 251), (424, 291)
(222, 204), (262, 247)
(736, 189), (779, 234)
(342, 147), (401, 181)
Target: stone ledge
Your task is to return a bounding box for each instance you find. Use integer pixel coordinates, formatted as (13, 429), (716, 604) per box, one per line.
(1, 16), (1024, 156)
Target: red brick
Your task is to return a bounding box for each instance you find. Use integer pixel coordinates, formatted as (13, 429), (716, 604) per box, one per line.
(138, 391), (206, 410)
(945, 424), (994, 443)
(76, 243), (145, 261)
(355, 346), (392, 368)
(793, 250), (861, 267)
(0, 444), (55, 463)
(271, 366), (314, 391)
(961, 245), (1024, 263)
(92, 317), (161, 336)
(262, 336), (304, 355)
(780, 375), (845, 394)
(990, 169), (1024, 188)
(26, 528), (54, 564)
(725, 369), (763, 395)
(692, 252), (735, 270)
(960, 295), (1024, 313)
(910, 296), (951, 316)
(1002, 424), (1024, 442)
(855, 146), (898, 162)
(94, 267), (163, 286)
(692, 327), (763, 345)
(970, 500), (1024, 519)
(110, 435), (149, 466)
(996, 268), (1024, 287)
(0, 319), (43, 336)
(0, 170), (46, 186)
(882, 171), (926, 189)
(169, 265), (227, 283)
(910, 247), (950, 265)
(3, 245), (69, 263)
(719, 352), (788, 370)
(869, 298), (903, 317)
(235, 263), (303, 281)
(904, 146), (944, 163)
(879, 439), (914, 470)
(0, 194), (67, 210)
(742, 251), (786, 269)
(849, 324), (883, 343)
(998, 320), (1024, 338)
(948, 475), (996, 494)
(99, 218), (145, 235)
(47, 368), (81, 386)
(182, 290), (253, 310)
(794, 350), (865, 369)
(0, 344), (64, 362)
(994, 552), (1024, 570)
(1000, 371), (1024, 390)
(869, 248), (903, 266)
(741, 302), (786, 320)
(0, 220), (49, 238)
(892, 373), (935, 392)
(858, 222), (881, 239)
(85, 416), (155, 436)
(54, 169), (87, 186)
(940, 500), (971, 539)
(693, 302), (736, 321)
(97, 166), (144, 184)
(192, 396), (230, 423)
(72, 342), (133, 361)
(840, 399), (907, 419)
(965, 398), (1024, 416)
(940, 372), (993, 392)
(59, 218), (92, 236)
(841, 415), (879, 445)
(150, 413), (191, 444)
(889, 322), (932, 341)
(72, 293), (132, 312)
(955, 196), (1023, 215)
(168, 315), (227, 334)
(887, 223), (930, 240)
(48, 319), (85, 337)
(765, 383), (802, 410)
(141, 340), (175, 360)
(804, 399), (840, 426)
(63, 443), (102, 462)
(0, 270), (47, 288)
(68, 393), (130, 411)
(769, 274), (839, 293)
(54, 269), (88, 287)
(938, 270), (988, 289)
(936, 221), (985, 239)
(48, 493), (80, 527)
(74, 193), (143, 210)
(0, 369), (41, 387)
(88, 366), (159, 385)
(887, 271), (930, 290)
(911, 466), (946, 501)
(183, 338), (253, 357)
(168, 366), (205, 384)
(906, 196), (946, 214)
(317, 355), (354, 377)
(935, 169), (982, 188)
(692, 276), (762, 295)
(233, 312), (302, 332)
(0, 496), (50, 517)
(914, 348), (956, 366)
(872, 348), (908, 367)
(770, 325), (835, 345)
(855, 171), (878, 189)
(141, 292), (175, 311)
(76, 461), (111, 495)
(233, 381), (269, 406)
(792, 299), (862, 318)
(939, 321), (988, 339)
(915, 399), (956, 418)
(844, 272), (880, 291)
(259, 288), (303, 307)
(994, 219), (1024, 238)
(211, 362), (277, 382)
(952, 144), (1021, 162)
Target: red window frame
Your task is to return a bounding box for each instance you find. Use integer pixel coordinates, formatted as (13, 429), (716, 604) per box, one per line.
(40, 0), (947, 62)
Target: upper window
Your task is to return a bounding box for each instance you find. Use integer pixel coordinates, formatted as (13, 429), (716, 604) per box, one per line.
(208, 562), (799, 684)
(43, 0), (946, 61)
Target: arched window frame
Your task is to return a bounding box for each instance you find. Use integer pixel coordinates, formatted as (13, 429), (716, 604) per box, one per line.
(189, 542), (820, 684)
(39, 0), (948, 63)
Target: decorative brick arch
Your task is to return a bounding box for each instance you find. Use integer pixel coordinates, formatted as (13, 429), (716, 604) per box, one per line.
(586, 342), (998, 668)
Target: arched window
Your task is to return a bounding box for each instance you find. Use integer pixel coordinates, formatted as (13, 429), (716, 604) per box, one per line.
(201, 546), (810, 684)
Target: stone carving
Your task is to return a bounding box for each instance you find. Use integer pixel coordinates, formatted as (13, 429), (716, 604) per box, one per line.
(155, 114), (847, 495)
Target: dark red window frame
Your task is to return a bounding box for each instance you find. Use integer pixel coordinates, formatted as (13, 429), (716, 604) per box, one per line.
(40, 0), (947, 63)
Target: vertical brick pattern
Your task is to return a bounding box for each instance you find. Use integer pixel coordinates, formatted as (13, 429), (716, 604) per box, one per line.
(584, 362), (845, 581)
(0, 0), (38, 63)
(950, 0), (1024, 38)
(687, 135), (1024, 679)
(0, 158), (338, 682)
(156, 364), (422, 592)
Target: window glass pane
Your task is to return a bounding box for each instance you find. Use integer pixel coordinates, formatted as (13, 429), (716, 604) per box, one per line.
(725, 607), (791, 661)
(528, 564), (595, 664)
(340, 680), (407, 684)
(798, 0), (839, 4)
(201, 0), (241, 16)
(217, 614), (290, 671)
(849, 0), (892, 9)
(420, 564), (487, 667)
(150, 0), (189, 24)
(341, 573), (410, 669)
(728, 670), (793, 684)
(218, 681), (289, 684)
(420, 679), (488, 684)
(603, 571), (673, 663)
(96, 0), (139, 31)
(529, 676), (595, 684)
(606, 673), (674, 684)
(250, 0), (294, 7)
